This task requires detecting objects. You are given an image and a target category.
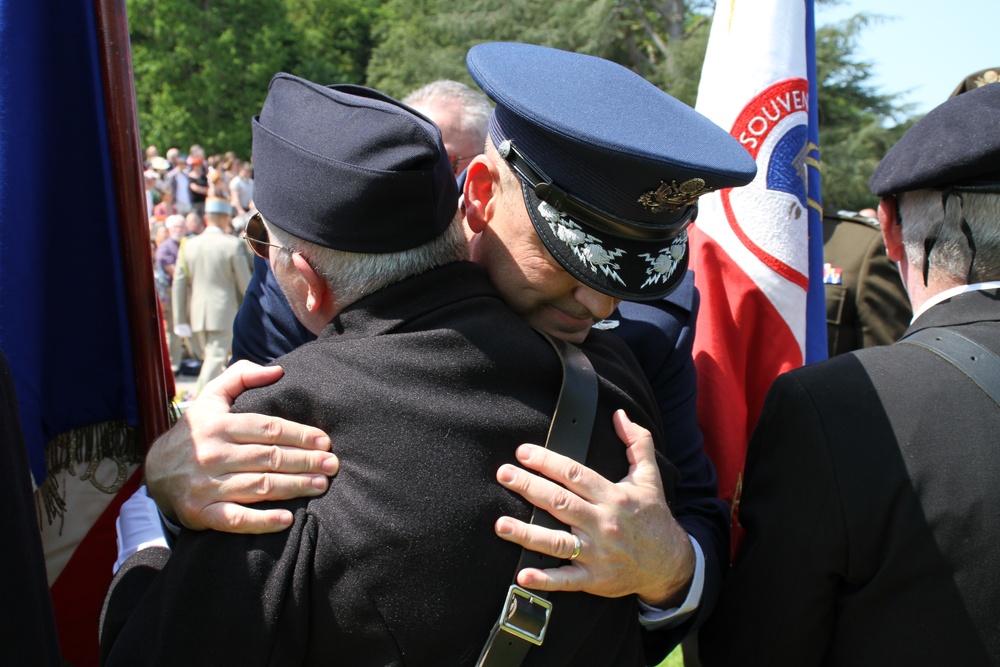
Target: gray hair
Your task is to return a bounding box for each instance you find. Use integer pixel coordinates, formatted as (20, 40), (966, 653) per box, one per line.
(267, 213), (469, 310)
(899, 189), (1000, 283)
(403, 80), (492, 149)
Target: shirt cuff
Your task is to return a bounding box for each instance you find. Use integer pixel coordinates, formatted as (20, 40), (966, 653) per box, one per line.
(637, 534), (705, 629)
(113, 485), (170, 574)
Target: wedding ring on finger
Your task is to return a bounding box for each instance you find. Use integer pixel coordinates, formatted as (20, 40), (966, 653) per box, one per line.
(569, 533), (582, 560)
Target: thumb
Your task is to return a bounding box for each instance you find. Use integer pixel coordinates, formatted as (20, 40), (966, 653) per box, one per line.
(200, 361), (285, 409)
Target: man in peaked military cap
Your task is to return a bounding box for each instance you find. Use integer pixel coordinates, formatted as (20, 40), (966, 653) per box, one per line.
(701, 82), (1000, 666)
(126, 44), (756, 663)
(102, 72), (684, 665)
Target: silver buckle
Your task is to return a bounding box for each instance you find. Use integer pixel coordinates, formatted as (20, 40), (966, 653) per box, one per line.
(498, 585), (552, 646)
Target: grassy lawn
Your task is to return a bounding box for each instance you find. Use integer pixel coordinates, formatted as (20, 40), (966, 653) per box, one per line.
(656, 646), (685, 667)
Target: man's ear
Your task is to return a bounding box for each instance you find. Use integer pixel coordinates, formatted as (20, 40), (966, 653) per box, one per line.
(878, 195), (904, 263)
(291, 252), (336, 319)
(463, 155), (500, 234)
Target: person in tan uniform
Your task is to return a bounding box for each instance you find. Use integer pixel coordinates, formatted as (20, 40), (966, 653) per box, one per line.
(172, 197), (252, 393)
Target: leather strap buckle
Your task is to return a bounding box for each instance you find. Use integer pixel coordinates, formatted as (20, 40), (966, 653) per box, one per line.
(498, 585), (552, 646)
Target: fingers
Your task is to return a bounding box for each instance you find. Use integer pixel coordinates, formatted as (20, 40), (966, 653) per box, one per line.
(196, 502), (295, 534)
(199, 360), (285, 408)
(495, 517), (583, 560)
(213, 470), (330, 504)
(205, 412), (333, 455)
(497, 460), (596, 529)
(507, 443), (614, 504)
(495, 517), (594, 592)
(515, 564), (588, 593)
(169, 467), (331, 532)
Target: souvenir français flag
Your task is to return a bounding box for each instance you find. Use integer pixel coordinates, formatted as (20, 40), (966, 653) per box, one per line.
(0, 0), (171, 663)
(689, 0), (826, 556)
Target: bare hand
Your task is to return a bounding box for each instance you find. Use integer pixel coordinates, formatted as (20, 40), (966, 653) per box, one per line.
(145, 361), (338, 533)
(495, 409), (694, 607)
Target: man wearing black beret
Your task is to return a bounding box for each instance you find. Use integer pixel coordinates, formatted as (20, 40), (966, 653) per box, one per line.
(700, 82), (1000, 665)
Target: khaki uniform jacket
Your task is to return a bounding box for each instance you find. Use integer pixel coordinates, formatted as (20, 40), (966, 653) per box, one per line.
(172, 228), (252, 333)
(822, 214), (911, 356)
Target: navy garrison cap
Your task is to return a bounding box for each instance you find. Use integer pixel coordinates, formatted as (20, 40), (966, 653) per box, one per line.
(871, 82), (1000, 197)
(466, 42), (757, 300)
(252, 73), (458, 252)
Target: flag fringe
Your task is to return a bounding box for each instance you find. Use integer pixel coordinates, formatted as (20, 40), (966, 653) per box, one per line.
(36, 420), (144, 525)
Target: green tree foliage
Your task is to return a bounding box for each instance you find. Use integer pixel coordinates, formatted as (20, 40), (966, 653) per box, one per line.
(128, 0), (912, 212)
(127, 0), (382, 158)
(128, 0), (290, 158)
(365, 0), (711, 104)
(610, 0), (713, 105)
(283, 0), (381, 86)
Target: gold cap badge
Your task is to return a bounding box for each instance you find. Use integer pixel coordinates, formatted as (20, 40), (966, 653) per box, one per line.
(638, 178), (713, 213)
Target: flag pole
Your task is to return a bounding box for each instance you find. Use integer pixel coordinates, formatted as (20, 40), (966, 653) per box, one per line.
(92, 0), (172, 448)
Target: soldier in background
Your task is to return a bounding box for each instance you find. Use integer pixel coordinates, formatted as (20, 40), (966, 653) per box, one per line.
(821, 66), (1000, 359)
(822, 209), (911, 356)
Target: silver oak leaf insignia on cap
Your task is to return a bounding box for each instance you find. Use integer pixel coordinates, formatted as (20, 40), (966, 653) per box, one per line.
(638, 231), (687, 289)
(638, 178), (713, 213)
(538, 202), (628, 287)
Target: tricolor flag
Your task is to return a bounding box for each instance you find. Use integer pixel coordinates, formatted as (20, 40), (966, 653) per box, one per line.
(690, 0), (826, 556)
(0, 1), (171, 663)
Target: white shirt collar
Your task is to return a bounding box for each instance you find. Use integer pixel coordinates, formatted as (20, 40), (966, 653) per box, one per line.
(911, 281), (1000, 322)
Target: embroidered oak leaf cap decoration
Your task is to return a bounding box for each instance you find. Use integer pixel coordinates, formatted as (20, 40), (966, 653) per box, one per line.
(467, 42), (756, 300)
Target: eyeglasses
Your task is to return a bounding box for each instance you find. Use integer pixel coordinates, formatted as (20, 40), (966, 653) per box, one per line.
(450, 154), (474, 175)
(242, 212), (286, 259)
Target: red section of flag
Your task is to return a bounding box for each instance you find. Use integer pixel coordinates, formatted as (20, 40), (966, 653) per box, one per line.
(49, 469), (144, 667)
(690, 225), (802, 557)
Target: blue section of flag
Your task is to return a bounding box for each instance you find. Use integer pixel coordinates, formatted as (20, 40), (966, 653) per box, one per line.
(0, 1), (139, 484)
(804, 0), (828, 364)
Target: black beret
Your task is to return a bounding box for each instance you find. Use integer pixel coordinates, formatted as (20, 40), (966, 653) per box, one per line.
(466, 42), (757, 301)
(252, 74), (458, 252)
(871, 82), (1000, 197)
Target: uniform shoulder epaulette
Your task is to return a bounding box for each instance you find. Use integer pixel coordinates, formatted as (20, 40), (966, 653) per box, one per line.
(827, 210), (880, 230)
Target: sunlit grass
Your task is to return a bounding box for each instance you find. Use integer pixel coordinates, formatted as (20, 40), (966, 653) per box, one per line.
(656, 646), (685, 667)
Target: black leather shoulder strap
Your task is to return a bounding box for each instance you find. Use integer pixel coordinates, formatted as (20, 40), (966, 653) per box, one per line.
(900, 327), (1000, 408)
(476, 331), (598, 667)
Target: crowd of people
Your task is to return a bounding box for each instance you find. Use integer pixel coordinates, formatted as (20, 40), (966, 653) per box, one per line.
(93, 56), (1000, 667)
(144, 145), (256, 396)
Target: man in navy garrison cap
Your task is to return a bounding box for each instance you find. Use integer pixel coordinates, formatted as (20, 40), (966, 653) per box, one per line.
(701, 81), (1000, 665)
(102, 72), (685, 665)
(119, 43), (758, 664)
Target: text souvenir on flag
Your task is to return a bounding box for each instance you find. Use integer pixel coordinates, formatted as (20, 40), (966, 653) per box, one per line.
(690, 0), (826, 555)
(0, 1), (172, 664)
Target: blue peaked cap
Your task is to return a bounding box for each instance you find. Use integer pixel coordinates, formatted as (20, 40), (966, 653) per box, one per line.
(252, 74), (458, 252)
(467, 42), (757, 300)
